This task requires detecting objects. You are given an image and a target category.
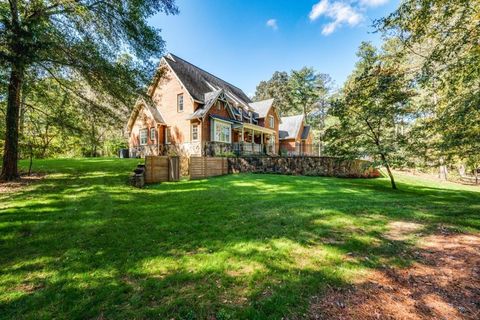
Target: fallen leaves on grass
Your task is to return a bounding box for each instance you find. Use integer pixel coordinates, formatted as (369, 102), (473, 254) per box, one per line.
(308, 233), (480, 320)
(0, 173), (44, 193)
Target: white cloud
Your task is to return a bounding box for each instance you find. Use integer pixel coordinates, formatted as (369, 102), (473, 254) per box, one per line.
(309, 0), (363, 35)
(266, 18), (278, 30)
(322, 22), (337, 35)
(309, 0), (329, 21)
(359, 0), (389, 7)
(309, 0), (389, 35)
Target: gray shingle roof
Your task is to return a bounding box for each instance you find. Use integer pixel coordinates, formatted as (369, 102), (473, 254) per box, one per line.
(249, 98), (274, 118)
(163, 53), (252, 107)
(147, 104), (166, 124)
(126, 98), (165, 132)
(279, 114), (304, 140)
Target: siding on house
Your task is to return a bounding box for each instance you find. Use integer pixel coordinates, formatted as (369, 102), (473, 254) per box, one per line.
(257, 106), (280, 152)
(151, 65), (195, 144)
(129, 108), (158, 147)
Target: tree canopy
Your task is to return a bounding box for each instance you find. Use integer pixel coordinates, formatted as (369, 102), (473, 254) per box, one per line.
(0, 0), (178, 180)
(253, 67), (331, 120)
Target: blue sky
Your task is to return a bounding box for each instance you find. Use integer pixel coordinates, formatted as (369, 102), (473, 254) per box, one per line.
(149, 0), (399, 96)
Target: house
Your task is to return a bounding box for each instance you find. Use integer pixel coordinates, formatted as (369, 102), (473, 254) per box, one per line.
(127, 53), (311, 157)
(279, 114), (314, 156)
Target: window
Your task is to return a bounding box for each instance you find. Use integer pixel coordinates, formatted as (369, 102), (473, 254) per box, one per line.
(139, 129), (148, 145)
(165, 127), (170, 144)
(269, 115), (275, 128)
(150, 127), (156, 142)
(192, 124), (199, 141)
(177, 94), (184, 112)
(213, 120), (231, 143)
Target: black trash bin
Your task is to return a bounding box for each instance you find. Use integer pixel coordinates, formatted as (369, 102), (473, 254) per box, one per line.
(119, 148), (129, 158)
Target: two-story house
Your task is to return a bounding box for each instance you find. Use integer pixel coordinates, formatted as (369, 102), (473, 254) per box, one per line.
(127, 53), (311, 157)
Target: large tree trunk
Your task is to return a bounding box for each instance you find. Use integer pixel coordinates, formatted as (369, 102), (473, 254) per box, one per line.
(1, 63), (25, 181)
(380, 153), (397, 190)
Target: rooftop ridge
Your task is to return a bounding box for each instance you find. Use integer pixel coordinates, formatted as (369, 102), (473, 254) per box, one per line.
(167, 53), (246, 94)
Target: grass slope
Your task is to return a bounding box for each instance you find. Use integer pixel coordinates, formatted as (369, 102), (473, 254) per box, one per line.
(0, 158), (479, 319)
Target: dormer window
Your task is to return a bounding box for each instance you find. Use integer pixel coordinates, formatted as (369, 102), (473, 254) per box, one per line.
(177, 93), (184, 112)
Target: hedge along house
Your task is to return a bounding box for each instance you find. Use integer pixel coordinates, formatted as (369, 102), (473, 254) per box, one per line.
(279, 114), (314, 156)
(127, 53), (284, 157)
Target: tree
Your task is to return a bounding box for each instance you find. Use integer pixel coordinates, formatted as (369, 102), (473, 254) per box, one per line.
(253, 68), (331, 120)
(377, 0), (480, 177)
(325, 42), (413, 189)
(0, 0), (178, 181)
(253, 71), (292, 115)
(288, 67), (330, 121)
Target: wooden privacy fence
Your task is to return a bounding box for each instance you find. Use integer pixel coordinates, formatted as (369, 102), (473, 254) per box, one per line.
(190, 156), (228, 179)
(144, 156), (180, 183)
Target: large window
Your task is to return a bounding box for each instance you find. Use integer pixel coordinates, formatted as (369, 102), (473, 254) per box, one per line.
(191, 124), (199, 141)
(139, 129), (148, 145)
(213, 120), (231, 143)
(177, 94), (184, 112)
(269, 115), (275, 128)
(150, 127), (156, 142)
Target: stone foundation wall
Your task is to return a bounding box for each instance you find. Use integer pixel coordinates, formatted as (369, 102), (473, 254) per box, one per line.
(227, 156), (380, 178)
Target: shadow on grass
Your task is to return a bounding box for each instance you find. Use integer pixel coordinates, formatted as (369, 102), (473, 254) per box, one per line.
(0, 159), (479, 319)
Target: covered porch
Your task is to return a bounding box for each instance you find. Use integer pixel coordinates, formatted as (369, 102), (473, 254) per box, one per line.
(232, 123), (277, 155)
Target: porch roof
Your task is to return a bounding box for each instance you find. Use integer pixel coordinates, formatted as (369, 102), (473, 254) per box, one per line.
(209, 114), (242, 124)
(241, 122), (276, 135)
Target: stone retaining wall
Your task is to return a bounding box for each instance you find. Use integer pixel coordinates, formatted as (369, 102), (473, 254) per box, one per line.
(227, 156), (380, 178)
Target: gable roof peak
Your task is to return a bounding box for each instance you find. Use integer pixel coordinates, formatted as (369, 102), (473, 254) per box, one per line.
(249, 98), (275, 118)
(165, 53), (176, 62)
(279, 114), (305, 140)
(163, 53), (252, 106)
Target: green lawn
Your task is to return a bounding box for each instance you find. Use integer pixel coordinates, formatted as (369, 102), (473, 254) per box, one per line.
(1, 158), (479, 319)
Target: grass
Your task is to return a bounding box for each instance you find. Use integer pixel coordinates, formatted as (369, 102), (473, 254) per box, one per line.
(0, 158), (479, 319)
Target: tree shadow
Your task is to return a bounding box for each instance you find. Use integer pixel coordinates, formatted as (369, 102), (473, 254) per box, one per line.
(1, 161), (479, 319)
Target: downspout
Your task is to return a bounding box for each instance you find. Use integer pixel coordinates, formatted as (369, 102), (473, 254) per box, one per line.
(157, 124), (161, 155)
(199, 118), (203, 156)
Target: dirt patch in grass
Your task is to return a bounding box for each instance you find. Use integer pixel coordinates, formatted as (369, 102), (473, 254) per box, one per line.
(308, 233), (480, 320)
(0, 173), (44, 194)
(385, 221), (424, 241)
